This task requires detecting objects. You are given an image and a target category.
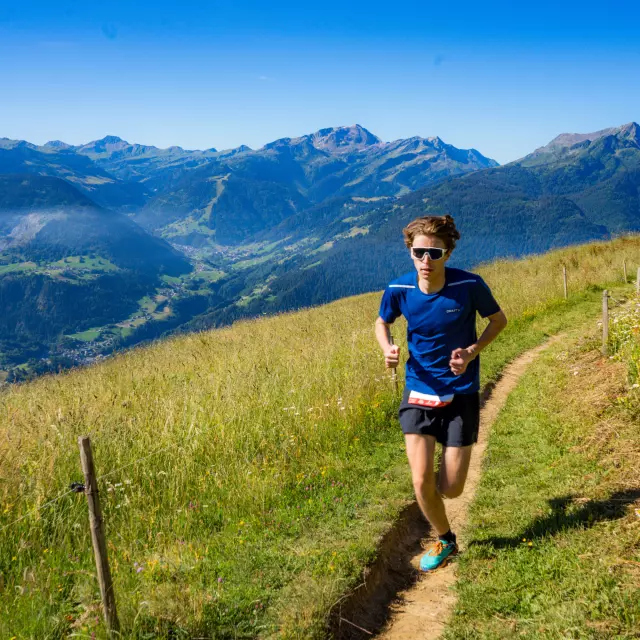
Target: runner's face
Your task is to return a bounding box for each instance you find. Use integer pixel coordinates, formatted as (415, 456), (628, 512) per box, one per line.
(411, 234), (449, 280)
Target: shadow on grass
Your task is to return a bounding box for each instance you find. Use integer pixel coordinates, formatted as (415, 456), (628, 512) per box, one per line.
(470, 488), (640, 550)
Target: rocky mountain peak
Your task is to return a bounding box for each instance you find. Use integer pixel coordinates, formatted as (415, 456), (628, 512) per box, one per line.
(44, 140), (73, 150)
(310, 124), (382, 154)
(615, 121), (640, 143)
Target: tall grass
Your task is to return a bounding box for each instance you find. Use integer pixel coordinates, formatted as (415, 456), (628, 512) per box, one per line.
(1, 237), (640, 638)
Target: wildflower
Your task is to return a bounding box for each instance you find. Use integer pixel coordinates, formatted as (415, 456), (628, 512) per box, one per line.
(217, 576), (224, 583)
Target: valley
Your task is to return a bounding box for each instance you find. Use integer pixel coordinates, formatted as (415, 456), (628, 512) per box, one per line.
(2, 122), (640, 382)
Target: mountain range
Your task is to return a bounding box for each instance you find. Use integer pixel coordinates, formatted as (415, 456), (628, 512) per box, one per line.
(1, 121), (639, 380)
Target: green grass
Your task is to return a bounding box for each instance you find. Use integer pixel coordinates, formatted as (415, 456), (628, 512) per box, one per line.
(50, 256), (118, 272)
(66, 328), (102, 342)
(160, 274), (182, 285)
(0, 261), (37, 274)
(192, 269), (225, 282)
(446, 307), (640, 639)
(0, 256), (118, 279)
(231, 254), (275, 271)
(1, 238), (640, 638)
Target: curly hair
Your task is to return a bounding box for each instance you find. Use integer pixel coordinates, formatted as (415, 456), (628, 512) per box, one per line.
(402, 215), (461, 253)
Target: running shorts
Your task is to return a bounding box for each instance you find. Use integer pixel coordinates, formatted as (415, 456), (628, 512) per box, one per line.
(398, 388), (480, 447)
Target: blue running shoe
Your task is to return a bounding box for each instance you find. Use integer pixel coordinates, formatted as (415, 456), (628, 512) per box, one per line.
(419, 539), (458, 572)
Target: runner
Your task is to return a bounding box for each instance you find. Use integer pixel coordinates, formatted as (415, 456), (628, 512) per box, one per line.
(375, 215), (507, 571)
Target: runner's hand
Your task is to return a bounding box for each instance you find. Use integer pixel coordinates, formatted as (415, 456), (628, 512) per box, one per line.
(450, 347), (475, 375)
(384, 345), (400, 368)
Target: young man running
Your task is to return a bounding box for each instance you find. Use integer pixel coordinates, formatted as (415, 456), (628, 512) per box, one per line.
(375, 215), (507, 571)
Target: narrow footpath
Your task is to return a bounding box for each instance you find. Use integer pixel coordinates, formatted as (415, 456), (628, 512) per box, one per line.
(375, 337), (562, 640)
(331, 337), (566, 639)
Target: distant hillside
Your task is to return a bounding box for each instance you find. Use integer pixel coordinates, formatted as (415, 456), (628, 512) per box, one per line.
(5, 121), (640, 378)
(0, 174), (191, 369)
(0, 125), (498, 373)
(182, 121), (639, 330)
(0, 174), (191, 274)
(0, 138), (147, 211)
(129, 124), (498, 247)
(3, 126), (497, 250)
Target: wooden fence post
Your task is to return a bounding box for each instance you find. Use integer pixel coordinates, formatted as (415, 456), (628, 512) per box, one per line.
(623, 259), (628, 284)
(602, 290), (609, 357)
(78, 436), (120, 637)
(389, 334), (399, 395)
(637, 266), (640, 294)
(562, 265), (568, 300)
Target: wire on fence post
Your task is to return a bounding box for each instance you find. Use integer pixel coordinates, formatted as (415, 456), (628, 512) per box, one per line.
(562, 265), (568, 300)
(78, 436), (120, 638)
(623, 259), (628, 284)
(389, 334), (399, 395)
(602, 290), (609, 357)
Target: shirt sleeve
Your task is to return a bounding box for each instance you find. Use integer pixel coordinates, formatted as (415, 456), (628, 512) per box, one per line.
(378, 286), (403, 323)
(471, 277), (501, 318)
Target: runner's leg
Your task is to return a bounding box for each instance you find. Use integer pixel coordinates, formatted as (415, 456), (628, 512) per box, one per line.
(404, 434), (450, 535)
(437, 445), (474, 499)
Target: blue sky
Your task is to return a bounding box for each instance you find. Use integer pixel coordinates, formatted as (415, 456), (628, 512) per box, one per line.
(1, 0), (638, 164)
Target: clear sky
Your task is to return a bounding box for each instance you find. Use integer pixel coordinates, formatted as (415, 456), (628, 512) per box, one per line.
(1, 0), (638, 164)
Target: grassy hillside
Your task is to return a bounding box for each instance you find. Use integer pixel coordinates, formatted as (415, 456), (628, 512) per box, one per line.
(1, 237), (640, 638)
(447, 295), (640, 638)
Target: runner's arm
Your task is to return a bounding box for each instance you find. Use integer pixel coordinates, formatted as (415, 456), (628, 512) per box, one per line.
(467, 309), (508, 357)
(450, 310), (507, 375)
(375, 317), (400, 368)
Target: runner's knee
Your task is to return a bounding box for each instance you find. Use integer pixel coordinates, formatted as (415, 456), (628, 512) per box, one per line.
(440, 482), (465, 499)
(413, 474), (438, 499)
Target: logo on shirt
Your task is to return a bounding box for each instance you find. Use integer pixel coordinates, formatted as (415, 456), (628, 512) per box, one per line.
(446, 308), (461, 313)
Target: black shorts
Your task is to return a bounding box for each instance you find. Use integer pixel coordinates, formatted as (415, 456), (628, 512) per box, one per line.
(398, 389), (480, 447)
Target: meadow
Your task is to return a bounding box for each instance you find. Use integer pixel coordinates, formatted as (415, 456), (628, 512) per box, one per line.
(447, 285), (639, 638)
(1, 237), (640, 638)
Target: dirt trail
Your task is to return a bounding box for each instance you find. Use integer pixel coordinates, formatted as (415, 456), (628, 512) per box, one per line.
(329, 337), (561, 640)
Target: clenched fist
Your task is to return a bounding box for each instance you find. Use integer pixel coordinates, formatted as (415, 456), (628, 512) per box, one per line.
(449, 347), (475, 375)
(384, 344), (400, 369)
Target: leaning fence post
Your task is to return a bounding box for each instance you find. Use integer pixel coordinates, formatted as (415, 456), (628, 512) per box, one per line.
(389, 334), (399, 395)
(601, 290), (609, 356)
(623, 259), (628, 284)
(78, 436), (120, 637)
(562, 265), (568, 300)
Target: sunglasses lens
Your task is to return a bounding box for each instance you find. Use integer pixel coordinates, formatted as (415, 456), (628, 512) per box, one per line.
(413, 248), (445, 260)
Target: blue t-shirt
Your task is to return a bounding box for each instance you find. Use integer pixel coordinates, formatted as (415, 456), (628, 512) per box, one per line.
(378, 267), (501, 396)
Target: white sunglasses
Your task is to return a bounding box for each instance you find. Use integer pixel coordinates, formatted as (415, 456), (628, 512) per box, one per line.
(411, 247), (447, 261)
